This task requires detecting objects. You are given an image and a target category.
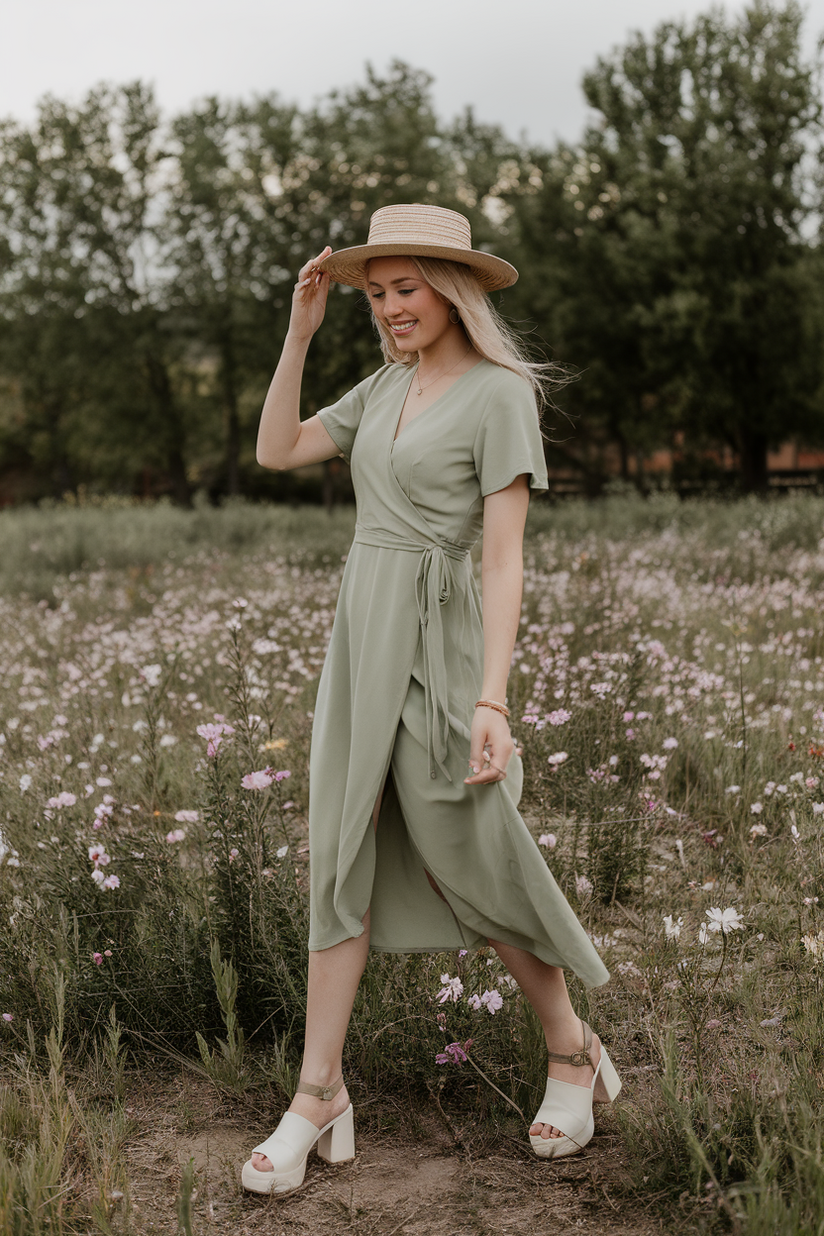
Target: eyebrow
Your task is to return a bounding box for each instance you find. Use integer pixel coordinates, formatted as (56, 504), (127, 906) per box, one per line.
(366, 276), (421, 289)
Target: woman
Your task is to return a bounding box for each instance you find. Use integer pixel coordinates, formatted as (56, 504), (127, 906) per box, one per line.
(242, 204), (619, 1195)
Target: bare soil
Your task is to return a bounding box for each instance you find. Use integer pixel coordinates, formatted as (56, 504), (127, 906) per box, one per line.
(120, 1075), (669, 1236)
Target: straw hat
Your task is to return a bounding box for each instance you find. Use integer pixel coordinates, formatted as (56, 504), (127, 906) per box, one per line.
(319, 204), (518, 292)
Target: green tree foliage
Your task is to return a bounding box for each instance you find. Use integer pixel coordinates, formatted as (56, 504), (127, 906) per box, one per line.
(166, 96), (298, 495)
(519, 0), (824, 490)
(0, 83), (194, 501)
(0, 9), (822, 502)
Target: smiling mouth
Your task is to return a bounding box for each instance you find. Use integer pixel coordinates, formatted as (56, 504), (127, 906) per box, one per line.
(389, 321), (417, 335)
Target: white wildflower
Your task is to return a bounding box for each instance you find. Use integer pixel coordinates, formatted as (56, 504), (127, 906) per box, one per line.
(706, 907), (744, 934)
(801, 931), (824, 961)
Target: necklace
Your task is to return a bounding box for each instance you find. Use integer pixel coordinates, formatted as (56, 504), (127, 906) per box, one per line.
(415, 344), (472, 396)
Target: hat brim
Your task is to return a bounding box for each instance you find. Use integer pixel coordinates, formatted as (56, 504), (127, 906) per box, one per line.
(319, 243), (518, 293)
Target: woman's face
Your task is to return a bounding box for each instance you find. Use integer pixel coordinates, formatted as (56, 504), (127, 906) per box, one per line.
(366, 257), (453, 353)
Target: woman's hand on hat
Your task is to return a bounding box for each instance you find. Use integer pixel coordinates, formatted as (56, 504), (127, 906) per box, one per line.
(465, 709), (514, 786)
(289, 246), (332, 341)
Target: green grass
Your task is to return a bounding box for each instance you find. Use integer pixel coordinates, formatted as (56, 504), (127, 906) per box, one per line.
(1, 492), (824, 1233)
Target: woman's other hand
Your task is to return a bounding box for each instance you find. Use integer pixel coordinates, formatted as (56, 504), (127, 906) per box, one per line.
(465, 707), (515, 786)
(289, 246), (332, 341)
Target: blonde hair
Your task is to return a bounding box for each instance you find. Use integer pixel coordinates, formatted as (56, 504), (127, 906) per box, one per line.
(367, 256), (563, 409)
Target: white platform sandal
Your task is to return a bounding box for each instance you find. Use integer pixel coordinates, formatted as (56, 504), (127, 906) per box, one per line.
(530, 1021), (621, 1160)
(241, 1076), (355, 1195)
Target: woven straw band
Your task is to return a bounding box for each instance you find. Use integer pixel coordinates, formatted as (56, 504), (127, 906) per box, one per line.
(319, 203), (518, 293)
(369, 204), (472, 251)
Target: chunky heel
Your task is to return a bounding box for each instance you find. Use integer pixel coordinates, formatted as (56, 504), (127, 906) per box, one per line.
(596, 1047), (622, 1103)
(241, 1075), (355, 1196)
(530, 1022), (621, 1160)
(317, 1105), (355, 1163)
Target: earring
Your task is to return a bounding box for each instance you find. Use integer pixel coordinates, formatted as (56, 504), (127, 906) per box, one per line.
(449, 307), (460, 324)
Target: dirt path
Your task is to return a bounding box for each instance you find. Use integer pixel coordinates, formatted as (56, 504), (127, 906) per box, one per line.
(122, 1078), (666, 1236)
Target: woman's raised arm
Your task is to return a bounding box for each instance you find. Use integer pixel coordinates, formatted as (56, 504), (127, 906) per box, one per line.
(256, 246), (343, 472)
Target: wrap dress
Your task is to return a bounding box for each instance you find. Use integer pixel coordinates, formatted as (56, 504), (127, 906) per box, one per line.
(309, 359), (609, 989)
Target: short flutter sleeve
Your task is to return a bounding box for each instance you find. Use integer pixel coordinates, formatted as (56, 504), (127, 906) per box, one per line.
(472, 369), (548, 496)
(318, 367), (389, 464)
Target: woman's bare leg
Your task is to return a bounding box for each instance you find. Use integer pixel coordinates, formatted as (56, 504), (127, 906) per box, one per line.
(489, 938), (602, 1141)
(251, 910), (371, 1170)
(252, 782), (387, 1171)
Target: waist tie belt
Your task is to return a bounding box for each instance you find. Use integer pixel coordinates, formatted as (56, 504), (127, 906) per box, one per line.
(353, 523), (469, 781)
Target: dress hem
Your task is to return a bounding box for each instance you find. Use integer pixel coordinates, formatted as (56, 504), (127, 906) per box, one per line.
(307, 934), (610, 987)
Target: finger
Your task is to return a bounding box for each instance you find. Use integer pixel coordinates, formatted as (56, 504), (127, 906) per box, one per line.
(467, 730), (488, 779)
(298, 246), (332, 281)
(464, 761), (506, 785)
(294, 269), (330, 297)
(464, 771), (505, 785)
(486, 735), (515, 771)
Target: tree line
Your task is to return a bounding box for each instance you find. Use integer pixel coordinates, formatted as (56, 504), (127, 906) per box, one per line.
(0, 0), (822, 503)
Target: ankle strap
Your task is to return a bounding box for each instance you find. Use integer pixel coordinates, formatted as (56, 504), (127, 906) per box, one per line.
(546, 1021), (593, 1068)
(296, 1075), (344, 1101)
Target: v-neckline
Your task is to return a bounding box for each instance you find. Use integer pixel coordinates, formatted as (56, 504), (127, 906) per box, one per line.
(392, 360), (483, 446)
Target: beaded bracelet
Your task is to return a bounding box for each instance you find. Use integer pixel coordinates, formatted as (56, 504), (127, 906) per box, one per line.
(475, 698), (510, 718)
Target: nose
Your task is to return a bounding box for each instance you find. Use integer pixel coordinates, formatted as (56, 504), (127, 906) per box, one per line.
(384, 293), (406, 318)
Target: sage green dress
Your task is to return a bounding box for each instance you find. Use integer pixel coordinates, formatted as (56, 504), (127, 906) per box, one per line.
(310, 359), (609, 988)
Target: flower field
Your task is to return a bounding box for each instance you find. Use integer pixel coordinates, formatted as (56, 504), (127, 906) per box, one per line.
(1, 493), (823, 1235)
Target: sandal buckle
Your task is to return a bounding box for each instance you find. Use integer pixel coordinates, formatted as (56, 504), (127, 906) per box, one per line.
(319, 1085), (334, 1101)
(568, 1050), (591, 1067)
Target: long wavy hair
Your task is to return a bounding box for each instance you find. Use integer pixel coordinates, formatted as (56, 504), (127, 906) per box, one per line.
(367, 256), (563, 410)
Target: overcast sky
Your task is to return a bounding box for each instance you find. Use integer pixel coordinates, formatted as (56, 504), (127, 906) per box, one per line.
(4, 0), (824, 148)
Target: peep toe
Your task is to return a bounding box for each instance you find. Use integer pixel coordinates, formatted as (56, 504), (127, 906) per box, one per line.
(241, 1076), (355, 1195)
(530, 1021), (621, 1159)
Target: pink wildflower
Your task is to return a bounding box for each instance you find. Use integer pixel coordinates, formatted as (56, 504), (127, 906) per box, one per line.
(88, 845), (110, 866)
(93, 952), (103, 965)
(46, 792), (77, 809)
(102, 874), (120, 890)
(93, 803), (113, 830)
(2, 1013), (12, 1023)
(435, 1040), (472, 1065)
(480, 989), (504, 1014)
(436, 974), (464, 1003)
(196, 722), (235, 759)
(241, 769), (275, 790)
(166, 829), (186, 843)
